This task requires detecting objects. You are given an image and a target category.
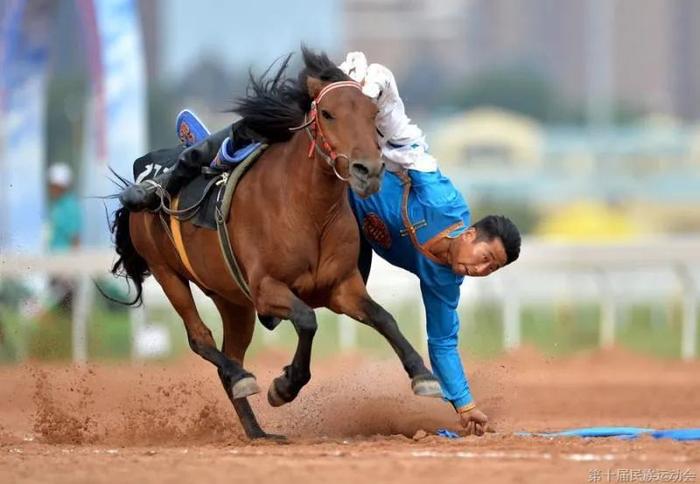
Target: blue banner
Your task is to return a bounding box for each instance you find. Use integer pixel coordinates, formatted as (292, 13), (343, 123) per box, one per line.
(79, 0), (147, 247)
(0, 0), (55, 252)
(0, 0), (147, 250)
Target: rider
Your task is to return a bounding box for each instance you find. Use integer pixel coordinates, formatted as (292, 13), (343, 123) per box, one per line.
(340, 53), (520, 435)
(118, 53), (521, 435)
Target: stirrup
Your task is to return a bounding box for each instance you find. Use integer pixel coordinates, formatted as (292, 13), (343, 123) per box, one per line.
(201, 165), (226, 177)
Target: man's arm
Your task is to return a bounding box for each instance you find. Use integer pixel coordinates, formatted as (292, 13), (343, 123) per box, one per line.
(419, 280), (473, 408)
(339, 52), (437, 172)
(420, 280), (489, 435)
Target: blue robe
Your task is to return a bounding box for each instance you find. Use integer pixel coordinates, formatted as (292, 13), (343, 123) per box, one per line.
(349, 169), (474, 408)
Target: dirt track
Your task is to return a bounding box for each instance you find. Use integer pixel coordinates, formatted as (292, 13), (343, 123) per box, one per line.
(1, 348), (699, 483)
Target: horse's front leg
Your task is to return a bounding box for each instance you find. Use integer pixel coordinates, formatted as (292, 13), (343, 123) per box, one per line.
(149, 265), (260, 400)
(330, 271), (442, 398)
(254, 276), (317, 406)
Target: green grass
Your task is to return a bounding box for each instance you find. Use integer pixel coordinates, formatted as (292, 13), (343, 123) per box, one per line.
(87, 310), (134, 359)
(0, 310), (28, 362)
(617, 303), (684, 358)
(460, 303), (504, 358)
(521, 303), (600, 356)
(0, 299), (697, 363)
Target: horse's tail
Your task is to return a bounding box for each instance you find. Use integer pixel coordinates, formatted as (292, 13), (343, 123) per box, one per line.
(107, 206), (150, 306)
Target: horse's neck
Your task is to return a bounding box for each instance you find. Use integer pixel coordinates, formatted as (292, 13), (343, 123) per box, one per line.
(281, 131), (349, 225)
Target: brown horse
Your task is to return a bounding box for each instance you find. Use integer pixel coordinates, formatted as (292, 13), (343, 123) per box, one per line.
(110, 49), (441, 439)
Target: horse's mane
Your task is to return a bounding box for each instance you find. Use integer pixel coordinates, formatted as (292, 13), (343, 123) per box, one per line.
(234, 46), (350, 143)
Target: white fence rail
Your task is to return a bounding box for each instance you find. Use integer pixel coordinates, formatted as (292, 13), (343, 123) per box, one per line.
(1, 236), (699, 360)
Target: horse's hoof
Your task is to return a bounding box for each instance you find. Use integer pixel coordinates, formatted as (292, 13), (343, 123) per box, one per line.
(252, 433), (288, 443)
(231, 376), (261, 399)
(411, 375), (443, 398)
(267, 379), (287, 407)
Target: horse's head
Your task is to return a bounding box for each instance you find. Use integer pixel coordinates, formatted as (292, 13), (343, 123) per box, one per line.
(306, 76), (383, 198)
(235, 47), (384, 197)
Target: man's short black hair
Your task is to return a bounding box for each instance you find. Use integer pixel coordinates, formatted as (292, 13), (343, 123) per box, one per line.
(471, 215), (521, 265)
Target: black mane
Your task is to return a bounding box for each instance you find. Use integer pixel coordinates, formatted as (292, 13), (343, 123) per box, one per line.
(234, 47), (350, 143)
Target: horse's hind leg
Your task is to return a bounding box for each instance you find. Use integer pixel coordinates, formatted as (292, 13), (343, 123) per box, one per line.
(150, 265), (260, 399)
(254, 277), (317, 407)
(211, 296), (284, 440)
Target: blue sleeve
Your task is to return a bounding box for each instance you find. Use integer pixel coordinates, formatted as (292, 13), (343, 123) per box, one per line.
(420, 280), (473, 408)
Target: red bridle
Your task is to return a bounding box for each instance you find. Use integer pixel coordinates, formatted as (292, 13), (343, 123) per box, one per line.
(290, 80), (363, 181)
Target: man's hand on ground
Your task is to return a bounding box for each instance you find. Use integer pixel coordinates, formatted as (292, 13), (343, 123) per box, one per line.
(458, 406), (489, 436)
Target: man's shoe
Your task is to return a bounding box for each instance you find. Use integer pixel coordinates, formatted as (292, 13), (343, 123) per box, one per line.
(176, 109), (210, 147)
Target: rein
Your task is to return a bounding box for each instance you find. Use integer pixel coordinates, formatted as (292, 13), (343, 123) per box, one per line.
(289, 80), (362, 182)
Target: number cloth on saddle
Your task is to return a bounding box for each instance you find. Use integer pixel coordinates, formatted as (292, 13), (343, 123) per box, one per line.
(132, 141), (265, 230)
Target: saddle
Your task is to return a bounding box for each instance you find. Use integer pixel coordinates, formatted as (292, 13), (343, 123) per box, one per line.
(132, 142), (264, 230)
(133, 142), (267, 300)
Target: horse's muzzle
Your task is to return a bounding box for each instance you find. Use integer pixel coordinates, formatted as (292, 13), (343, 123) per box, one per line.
(349, 161), (384, 198)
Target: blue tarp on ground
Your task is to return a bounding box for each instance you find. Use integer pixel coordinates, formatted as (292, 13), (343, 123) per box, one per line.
(517, 426), (700, 441)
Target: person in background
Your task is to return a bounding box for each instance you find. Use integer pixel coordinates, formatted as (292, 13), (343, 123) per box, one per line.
(47, 162), (81, 311)
(48, 162), (81, 252)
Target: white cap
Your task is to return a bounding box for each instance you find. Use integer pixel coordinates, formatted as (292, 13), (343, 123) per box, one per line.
(48, 163), (73, 187)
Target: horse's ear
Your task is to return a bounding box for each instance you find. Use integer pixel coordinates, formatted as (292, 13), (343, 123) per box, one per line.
(306, 76), (323, 99)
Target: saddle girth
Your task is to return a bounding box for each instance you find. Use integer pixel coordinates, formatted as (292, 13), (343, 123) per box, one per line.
(167, 144), (268, 299)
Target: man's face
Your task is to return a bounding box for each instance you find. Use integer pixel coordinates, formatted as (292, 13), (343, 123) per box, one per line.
(49, 183), (65, 200)
(450, 228), (508, 277)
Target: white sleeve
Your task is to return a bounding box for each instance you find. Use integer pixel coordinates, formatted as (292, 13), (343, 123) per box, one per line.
(363, 64), (437, 172)
(339, 55), (437, 172)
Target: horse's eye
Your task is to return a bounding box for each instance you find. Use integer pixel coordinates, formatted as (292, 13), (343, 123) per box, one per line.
(321, 109), (334, 120)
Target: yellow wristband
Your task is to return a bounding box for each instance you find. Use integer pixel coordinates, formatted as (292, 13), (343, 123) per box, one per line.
(456, 402), (476, 414)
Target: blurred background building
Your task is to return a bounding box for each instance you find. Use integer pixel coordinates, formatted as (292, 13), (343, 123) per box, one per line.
(0, 0), (699, 362)
(5, 0), (698, 245)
